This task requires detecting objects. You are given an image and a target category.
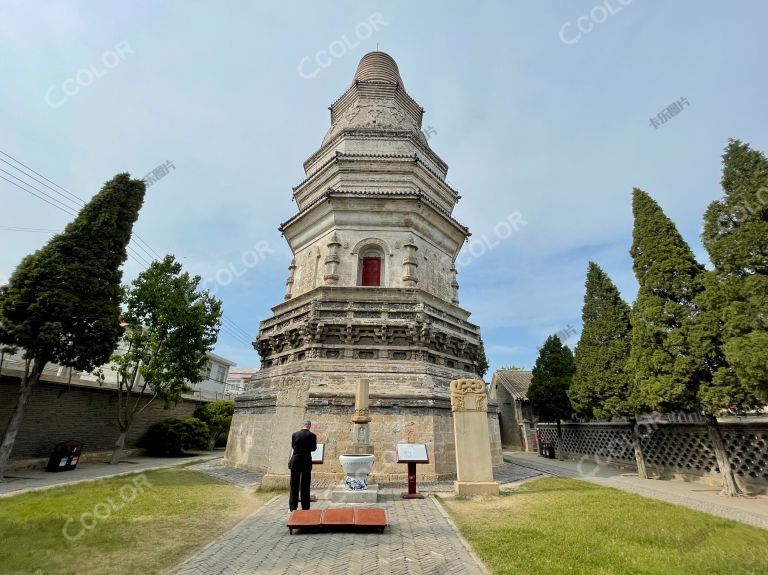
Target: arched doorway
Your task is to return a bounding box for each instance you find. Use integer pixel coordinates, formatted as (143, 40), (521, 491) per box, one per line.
(358, 247), (384, 286)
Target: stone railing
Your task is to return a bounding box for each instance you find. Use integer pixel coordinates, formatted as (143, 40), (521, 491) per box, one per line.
(536, 420), (768, 490)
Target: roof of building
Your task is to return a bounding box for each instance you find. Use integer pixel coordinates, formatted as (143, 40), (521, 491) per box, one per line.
(206, 351), (237, 366)
(492, 369), (533, 401)
(354, 51), (403, 86)
(227, 367), (259, 377)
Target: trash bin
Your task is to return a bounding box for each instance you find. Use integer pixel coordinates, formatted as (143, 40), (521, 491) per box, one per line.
(46, 440), (84, 472)
(546, 443), (556, 459)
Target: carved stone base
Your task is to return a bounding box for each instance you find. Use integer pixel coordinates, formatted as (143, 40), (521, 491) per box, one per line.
(331, 484), (379, 503)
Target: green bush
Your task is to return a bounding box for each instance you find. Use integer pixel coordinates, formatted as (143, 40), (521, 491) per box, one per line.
(194, 400), (234, 448)
(143, 417), (211, 456)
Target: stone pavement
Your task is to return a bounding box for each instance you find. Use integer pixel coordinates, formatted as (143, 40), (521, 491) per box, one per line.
(0, 452), (219, 498)
(505, 452), (768, 530)
(188, 456), (543, 493)
(175, 459), (542, 575)
(175, 489), (488, 575)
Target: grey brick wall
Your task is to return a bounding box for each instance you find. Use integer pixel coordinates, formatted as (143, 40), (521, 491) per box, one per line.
(0, 377), (200, 460)
(537, 421), (768, 489)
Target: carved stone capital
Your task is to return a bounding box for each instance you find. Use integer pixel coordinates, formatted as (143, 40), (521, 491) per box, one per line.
(450, 378), (487, 412)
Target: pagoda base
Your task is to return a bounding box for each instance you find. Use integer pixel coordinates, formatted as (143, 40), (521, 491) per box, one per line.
(223, 360), (503, 481)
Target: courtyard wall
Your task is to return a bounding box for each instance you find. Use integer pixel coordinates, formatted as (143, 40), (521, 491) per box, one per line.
(537, 420), (768, 494)
(0, 377), (201, 466)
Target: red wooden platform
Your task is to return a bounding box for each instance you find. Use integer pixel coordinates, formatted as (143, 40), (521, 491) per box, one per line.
(287, 508), (387, 534)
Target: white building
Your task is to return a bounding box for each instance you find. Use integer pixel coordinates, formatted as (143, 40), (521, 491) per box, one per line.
(189, 352), (237, 401)
(0, 347), (235, 401)
(225, 367), (259, 399)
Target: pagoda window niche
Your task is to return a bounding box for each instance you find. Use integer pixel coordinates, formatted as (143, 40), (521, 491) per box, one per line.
(358, 247), (384, 287)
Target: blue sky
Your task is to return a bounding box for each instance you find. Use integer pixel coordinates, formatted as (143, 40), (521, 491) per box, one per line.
(1, 1), (767, 374)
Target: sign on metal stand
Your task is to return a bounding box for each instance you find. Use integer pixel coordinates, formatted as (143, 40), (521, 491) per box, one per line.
(396, 443), (429, 499)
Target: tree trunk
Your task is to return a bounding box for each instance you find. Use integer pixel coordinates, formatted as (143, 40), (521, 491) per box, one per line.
(706, 413), (742, 497)
(109, 430), (128, 465)
(556, 419), (564, 460)
(629, 418), (650, 479)
(0, 357), (46, 479)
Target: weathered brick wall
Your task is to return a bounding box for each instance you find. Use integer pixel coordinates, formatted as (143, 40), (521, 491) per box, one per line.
(0, 378), (200, 461)
(227, 392), (504, 482)
(487, 409), (504, 468)
(537, 421), (768, 492)
(223, 405), (277, 472)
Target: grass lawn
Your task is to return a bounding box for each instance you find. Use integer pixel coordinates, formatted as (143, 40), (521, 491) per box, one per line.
(0, 468), (272, 575)
(440, 477), (768, 575)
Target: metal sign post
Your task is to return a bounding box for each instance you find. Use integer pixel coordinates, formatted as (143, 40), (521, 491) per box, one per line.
(396, 443), (429, 499)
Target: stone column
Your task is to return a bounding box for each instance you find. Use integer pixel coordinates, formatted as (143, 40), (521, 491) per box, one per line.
(450, 265), (459, 304)
(284, 258), (296, 300)
(402, 236), (419, 287)
(323, 233), (341, 285)
(350, 378), (374, 455)
(450, 378), (499, 496)
(261, 376), (311, 488)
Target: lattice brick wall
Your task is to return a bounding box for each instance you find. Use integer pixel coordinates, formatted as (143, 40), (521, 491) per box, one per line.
(537, 422), (768, 484)
(722, 427), (768, 481)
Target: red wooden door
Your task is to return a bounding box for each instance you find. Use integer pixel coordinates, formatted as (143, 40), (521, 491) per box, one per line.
(361, 257), (381, 286)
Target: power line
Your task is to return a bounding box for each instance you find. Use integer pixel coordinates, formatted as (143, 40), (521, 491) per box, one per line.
(1, 162), (150, 267)
(1, 151), (255, 347)
(0, 225), (59, 233)
(1, 149), (163, 261)
(0, 177), (76, 221)
(222, 319), (252, 339)
(0, 150), (86, 206)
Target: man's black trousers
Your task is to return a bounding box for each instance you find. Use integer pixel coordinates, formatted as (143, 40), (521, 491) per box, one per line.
(289, 466), (312, 511)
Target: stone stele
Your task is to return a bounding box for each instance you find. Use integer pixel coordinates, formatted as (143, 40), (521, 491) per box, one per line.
(224, 51), (503, 485)
(450, 379), (500, 496)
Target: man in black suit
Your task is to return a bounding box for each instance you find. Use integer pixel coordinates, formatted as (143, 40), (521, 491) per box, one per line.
(289, 419), (317, 511)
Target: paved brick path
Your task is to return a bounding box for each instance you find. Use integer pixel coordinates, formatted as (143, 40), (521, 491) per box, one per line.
(174, 490), (487, 575)
(176, 460), (541, 575)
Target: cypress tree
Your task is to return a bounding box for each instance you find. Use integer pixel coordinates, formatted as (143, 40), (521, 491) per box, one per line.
(570, 262), (632, 419)
(702, 140), (768, 401)
(529, 335), (575, 460)
(628, 188), (744, 495)
(0, 173), (145, 476)
(627, 189), (704, 411)
(569, 262), (651, 477)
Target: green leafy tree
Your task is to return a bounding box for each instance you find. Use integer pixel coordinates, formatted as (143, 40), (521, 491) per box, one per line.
(701, 140), (768, 401)
(628, 188), (749, 495)
(569, 262), (651, 477)
(194, 400), (235, 449)
(0, 174), (145, 477)
(108, 255), (222, 464)
(528, 335), (575, 459)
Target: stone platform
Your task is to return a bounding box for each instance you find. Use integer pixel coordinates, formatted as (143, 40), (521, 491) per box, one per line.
(331, 483), (379, 503)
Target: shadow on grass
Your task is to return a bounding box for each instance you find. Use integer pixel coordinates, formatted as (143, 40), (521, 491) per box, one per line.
(504, 480), (601, 496)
